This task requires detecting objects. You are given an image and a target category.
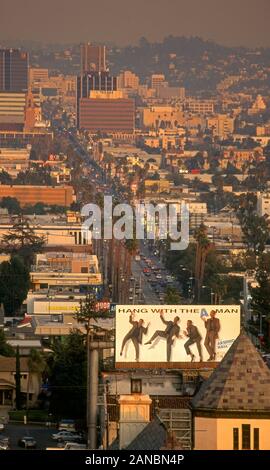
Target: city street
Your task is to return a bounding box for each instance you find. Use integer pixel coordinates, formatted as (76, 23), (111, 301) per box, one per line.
(1, 423), (58, 450)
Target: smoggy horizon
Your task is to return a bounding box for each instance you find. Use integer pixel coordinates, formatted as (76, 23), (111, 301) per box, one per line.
(1, 0), (270, 49)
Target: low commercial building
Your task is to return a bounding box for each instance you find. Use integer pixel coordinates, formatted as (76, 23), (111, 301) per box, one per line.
(186, 99), (214, 114)
(0, 213), (88, 247)
(30, 252), (102, 295)
(0, 185), (75, 207)
(139, 106), (184, 129)
(0, 146), (31, 177)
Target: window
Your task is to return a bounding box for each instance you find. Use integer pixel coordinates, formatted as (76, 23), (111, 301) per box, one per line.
(233, 428), (239, 450)
(254, 428), (259, 450)
(81, 267), (88, 273)
(130, 378), (142, 394)
(40, 283), (48, 289)
(242, 424), (251, 450)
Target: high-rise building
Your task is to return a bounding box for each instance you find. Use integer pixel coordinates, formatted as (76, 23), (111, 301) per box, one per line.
(151, 74), (166, 91)
(79, 91), (135, 134)
(0, 92), (26, 131)
(29, 68), (49, 86)
(0, 49), (29, 92)
(207, 114), (235, 138)
(117, 70), (140, 90)
(80, 43), (106, 74)
(76, 72), (117, 128)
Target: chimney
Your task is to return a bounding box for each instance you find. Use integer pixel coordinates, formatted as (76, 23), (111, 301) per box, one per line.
(118, 394), (152, 449)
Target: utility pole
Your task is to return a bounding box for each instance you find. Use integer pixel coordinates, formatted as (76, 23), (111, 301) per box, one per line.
(87, 340), (114, 449)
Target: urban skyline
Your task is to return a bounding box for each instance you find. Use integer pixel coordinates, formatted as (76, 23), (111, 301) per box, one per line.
(0, 1), (270, 456)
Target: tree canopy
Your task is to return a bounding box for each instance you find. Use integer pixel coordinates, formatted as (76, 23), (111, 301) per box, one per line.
(0, 255), (30, 315)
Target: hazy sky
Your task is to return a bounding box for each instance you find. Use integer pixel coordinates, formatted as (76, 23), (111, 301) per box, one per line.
(1, 0), (270, 47)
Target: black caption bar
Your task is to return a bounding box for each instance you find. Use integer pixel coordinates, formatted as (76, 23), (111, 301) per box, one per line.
(0, 450), (268, 468)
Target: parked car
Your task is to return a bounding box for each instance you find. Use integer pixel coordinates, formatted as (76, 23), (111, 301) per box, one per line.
(61, 435), (85, 444)
(64, 442), (87, 450)
(58, 419), (76, 432)
(51, 431), (77, 441)
(0, 437), (9, 450)
(18, 437), (37, 449)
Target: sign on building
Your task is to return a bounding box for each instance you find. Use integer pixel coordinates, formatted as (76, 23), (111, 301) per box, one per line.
(115, 305), (241, 368)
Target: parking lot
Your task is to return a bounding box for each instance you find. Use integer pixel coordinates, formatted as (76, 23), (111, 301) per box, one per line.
(0, 423), (58, 450)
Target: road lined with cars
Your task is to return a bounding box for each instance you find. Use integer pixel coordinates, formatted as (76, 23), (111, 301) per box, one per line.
(131, 241), (181, 305)
(63, 130), (182, 306)
(0, 422), (87, 450)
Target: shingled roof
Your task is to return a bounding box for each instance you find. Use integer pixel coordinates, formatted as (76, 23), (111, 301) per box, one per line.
(126, 417), (167, 450)
(108, 417), (167, 450)
(191, 332), (270, 412)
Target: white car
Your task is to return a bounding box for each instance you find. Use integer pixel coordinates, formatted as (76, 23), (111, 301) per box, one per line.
(52, 431), (78, 441)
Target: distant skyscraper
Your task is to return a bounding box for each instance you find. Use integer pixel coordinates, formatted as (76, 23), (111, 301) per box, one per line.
(80, 43), (106, 74)
(0, 49), (29, 92)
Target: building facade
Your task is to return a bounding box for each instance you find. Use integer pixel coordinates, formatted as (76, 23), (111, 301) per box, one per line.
(0, 185), (74, 207)
(0, 49), (28, 92)
(79, 95), (135, 133)
(80, 43), (106, 74)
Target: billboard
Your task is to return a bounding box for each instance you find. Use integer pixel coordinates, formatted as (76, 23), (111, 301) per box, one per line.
(115, 305), (241, 368)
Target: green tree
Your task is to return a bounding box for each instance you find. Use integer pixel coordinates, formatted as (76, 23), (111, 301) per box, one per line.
(0, 171), (12, 185)
(0, 256), (30, 315)
(164, 287), (181, 304)
(1, 197), (21, 215)
(250, 269), (270, 321)
(26, 349), (46, 413)
(2, 217), (45, 266)
(0, 329), (15, 356)
(15, 346), (22, 410)
(47, 330), (87, 418)
(238, 212), (269, 255)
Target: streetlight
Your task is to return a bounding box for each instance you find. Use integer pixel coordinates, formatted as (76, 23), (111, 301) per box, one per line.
(202, 285), (215, 305)
(202, 286), (216, 305)
(179, 265), (194, 301)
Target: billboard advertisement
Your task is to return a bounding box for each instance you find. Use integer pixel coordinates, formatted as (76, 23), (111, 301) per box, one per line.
(115, 305), (241, 368)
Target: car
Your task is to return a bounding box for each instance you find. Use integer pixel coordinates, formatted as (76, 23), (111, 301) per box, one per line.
(18, 437), (37, 449)
(156, 274), (162, 279)
(61, 434), (85, 444)
(64, 442), (87, 450)
(51, 431), (77, 441)
(0, 437), (9, 450)
(58, 419), (76, 432)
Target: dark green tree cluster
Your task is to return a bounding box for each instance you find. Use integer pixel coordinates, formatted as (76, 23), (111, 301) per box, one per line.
(0, 256), (30, 315)
(0, 329), (15, 356)
(2, 218), (45, 266)
(46, 331), (87, 419)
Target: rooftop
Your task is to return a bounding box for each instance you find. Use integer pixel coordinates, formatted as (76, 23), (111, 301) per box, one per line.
(192, 331), (270, 412)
